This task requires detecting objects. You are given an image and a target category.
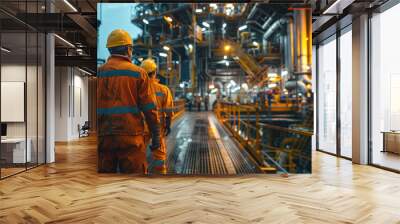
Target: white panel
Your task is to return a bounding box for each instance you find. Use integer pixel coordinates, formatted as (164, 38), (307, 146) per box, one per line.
(1, 82), (25, 122)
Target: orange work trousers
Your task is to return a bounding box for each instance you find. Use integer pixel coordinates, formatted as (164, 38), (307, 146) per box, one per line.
(98, 135), (147, 174)
(145, 127), (167, 173)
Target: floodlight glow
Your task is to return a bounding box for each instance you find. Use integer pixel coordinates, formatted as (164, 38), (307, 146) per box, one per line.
(238, 25), (247, 31)
(163, 46), (170, 51)
(159, 52), (168, 57)
(142, 19), (149, 24)
(202, 22), (210, 28)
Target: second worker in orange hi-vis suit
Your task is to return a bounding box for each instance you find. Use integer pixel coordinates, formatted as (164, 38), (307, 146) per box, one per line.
(141, 58), (174, 174)
(97, 29), (161, 174)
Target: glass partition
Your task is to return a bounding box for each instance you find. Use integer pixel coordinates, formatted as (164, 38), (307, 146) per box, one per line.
(0, 1), (46, 179)
(339, 28), (352, 158)
(317, 36), (337, 154)
(371, 4), (400, 171)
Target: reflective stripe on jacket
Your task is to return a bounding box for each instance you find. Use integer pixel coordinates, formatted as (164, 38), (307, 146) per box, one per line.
(97, 56), (158, 136)
(151, 78), (174, 120)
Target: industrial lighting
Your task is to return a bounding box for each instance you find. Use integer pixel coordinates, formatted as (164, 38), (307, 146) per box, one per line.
(78, 68), (92, 76)
(201, 27), (206, 32)
(1, 47), (11, 53)
(54, 34), (75, 48)
(63, 0), (78, 12)
(238, 25), (247, 31)
(138, 57), (143, 62)
(268, 72), (278, 78)
(142, 18), (149, 24)
(223, 55), (227, 60)
(188, 44), (193, 50)
(163, 46), (170, 51)
(222, 23), (227, 29)
(209, 3), (218, 9)
(224, 45), (231, 52)
(268, 83), (277, 88)
(164, 16), (173, 23)
(179, 82), (185, 88)
(252, 41), (259, 47)
(159, 52), (168, 57)
(202, 22), (210, 28)
(195, 8), (203, 13)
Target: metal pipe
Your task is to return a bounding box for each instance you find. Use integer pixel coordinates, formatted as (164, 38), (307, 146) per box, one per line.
(247, 3), (259, 20)
(262, 12), (276, 30)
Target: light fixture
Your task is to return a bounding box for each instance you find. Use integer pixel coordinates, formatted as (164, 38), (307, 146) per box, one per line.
(222, 23), (227, 29)
(54, 34), (75, 48)
(252, 41), (259, 47)
(225, 61), (229, 66)
(268, 83), (277, 88)
(138, 57), (143, 62)
(142, 18), (149, 24)
(224, 45), (231, 52)
(78, 67), (92, 76)
(1, 47), (11, 53)
(202, 21), (210, 28)
(201, 27), (206, 32)
(163, 46), (170, 51)
(210, 3), (218, 9)
(209, 84), (215, 89)
(159, 52), (168, 57)
(188, 44), (193, 50)
(195, 8), (203, 13)
(238, 25), (247, 31)
(164, 16), (173, 23)
(268, 72), (277, 78)
(223, 55), (227, 60)
(179, 83), (185, 88)
(63, 0), (78, 12)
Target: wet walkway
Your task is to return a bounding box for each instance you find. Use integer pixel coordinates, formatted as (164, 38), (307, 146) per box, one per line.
(166, 112), (261, 175)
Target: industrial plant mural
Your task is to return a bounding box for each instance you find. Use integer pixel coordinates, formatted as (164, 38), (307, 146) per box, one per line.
(97, 3), (313, 175)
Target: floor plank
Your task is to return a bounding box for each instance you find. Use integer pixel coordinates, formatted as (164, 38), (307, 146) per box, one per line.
(0, 135), (400, 223)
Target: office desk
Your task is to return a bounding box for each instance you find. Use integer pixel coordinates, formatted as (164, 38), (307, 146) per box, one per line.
(1, 138), (31, 164)
(382, 131), (400, 154)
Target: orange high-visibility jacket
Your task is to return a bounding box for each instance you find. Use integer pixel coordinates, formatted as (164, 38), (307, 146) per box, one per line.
(151, 78), (174, 121)
(97, 56), (159, 136)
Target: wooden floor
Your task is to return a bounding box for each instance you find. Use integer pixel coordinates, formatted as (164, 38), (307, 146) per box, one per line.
(1, 137), (400, 223)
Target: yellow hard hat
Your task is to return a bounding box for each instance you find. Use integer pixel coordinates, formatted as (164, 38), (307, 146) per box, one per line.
(106, 29), (133, 48)
(141, 58), (157, 74)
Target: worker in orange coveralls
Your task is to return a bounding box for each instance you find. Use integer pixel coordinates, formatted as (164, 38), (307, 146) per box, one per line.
(141, 58), (174, 174)
(97, 29), (160, 173)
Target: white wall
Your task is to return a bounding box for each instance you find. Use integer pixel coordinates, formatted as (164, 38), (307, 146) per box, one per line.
(55, 67), (89, 141)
